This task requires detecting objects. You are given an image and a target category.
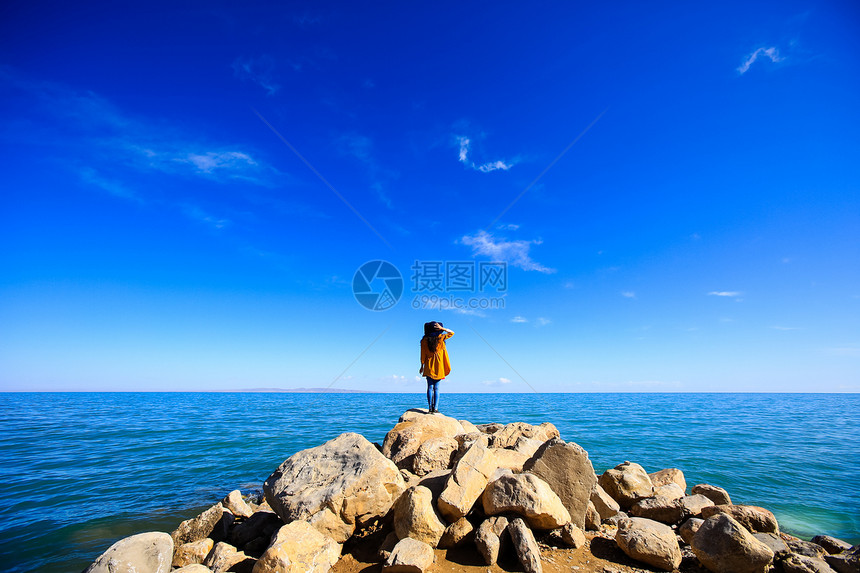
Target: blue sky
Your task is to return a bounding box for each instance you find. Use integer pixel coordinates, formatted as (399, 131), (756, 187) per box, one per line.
(1, 1), (858, 392)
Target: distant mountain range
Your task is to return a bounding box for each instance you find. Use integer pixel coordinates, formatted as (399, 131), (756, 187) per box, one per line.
(234, 387), (375, 393)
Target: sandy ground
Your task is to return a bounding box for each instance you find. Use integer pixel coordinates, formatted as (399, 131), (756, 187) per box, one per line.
(331, 529), (707, 573)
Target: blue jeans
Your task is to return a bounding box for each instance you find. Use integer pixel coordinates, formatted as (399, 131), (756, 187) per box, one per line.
(426, 377), (441, 411)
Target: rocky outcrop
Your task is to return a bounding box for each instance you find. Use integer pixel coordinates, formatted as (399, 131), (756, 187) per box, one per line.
(692, 514), (774, 573)
(437, 435), (497, 521)
(383, 412), (464, 470)
(85, 532), (173, 573)
(598, 462), (654, 509)
(490, 421), (559, 449)
(393, 485), (446, 547)
(382, 537), (435, 573)
(523, 438), (596, 529)
(701, 504), (779, 534)
(482, 471), (571, 529)
(263, 432), (406, 543)
(692, 484), (732, 505)
(508, 517), (543, 573)
(615, 517), (682, 571)
(253, 521), (341, 573)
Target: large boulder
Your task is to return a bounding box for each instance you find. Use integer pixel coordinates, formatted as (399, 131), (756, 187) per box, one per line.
(648, 468), (686, 493)
(171, 503), (232, 546)
(382, 537), (435, 573)
(784, 537), (829, 559)
(701, 504), (779, 534)
(523, 438), (596, 529)
(482, 471), (571, 530)
(811, 536), (851, 555)
(475, 516), (509, 565)
(677, 494), (715, 519)
(824, 544), (860, 573)
(781, 554), (838, 573)
(691, 484), (732, 505)
(437, 435), (498, 521)
(85, 532), (174, 573)
(692, 514), (774, 573)
(508, 517), (543, 573)
(598, 462), (654, 509)
(383, 412), (464, 469)
(490, 422), (559, 449)
(253, 521), (341, 573)
(590, 484), (620, 520)
(630, 495), (682, 524)
(412, 437), (458, 476)
(653, 483), (686, 501)
(263, 432), (406, 543)
(615, 517), (682, 572)
(493, 448), (530, 472)
(173, 538), (214, 569)
(393, 486), (446, 547)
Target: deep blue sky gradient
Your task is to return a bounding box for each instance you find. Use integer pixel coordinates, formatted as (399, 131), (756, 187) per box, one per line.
(1, 1), (858, 391)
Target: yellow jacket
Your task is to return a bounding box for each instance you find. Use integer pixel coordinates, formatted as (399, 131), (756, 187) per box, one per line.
(420, 331), (453, 380)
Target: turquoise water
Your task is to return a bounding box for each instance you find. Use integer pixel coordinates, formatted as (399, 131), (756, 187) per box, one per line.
(0, 392), (857, 572)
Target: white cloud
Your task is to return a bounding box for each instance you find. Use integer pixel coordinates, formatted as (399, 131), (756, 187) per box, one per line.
(708, 291), (741, 297)
(536, 317), (551, 326)
(482, 377), (513, 386)
(461, 230), (555, 273)
(182, 151), (258, 174)
(771, 326), (801, 331)
(232, 55), (280, 95)
(738, 47), (784, 74)
(621, 291), (636, 299)
(455, 135), (516, 173)
(498, 223), (520, 231)
(511, 316), (528, 323)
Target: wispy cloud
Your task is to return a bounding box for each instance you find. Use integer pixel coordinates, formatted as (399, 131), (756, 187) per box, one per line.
(708, 291), (742, 297)
(79, 167), (141, 203)
(461, 230), (555, 273)
(536, 317), (551, 326)
(232, 55), (280, 95)
(511, 316), (528, 323)
(181, 205), (232, 230)
(738, 47), (784, 74)
(482, 377), (513, 387)
(456, 135), (516, 173)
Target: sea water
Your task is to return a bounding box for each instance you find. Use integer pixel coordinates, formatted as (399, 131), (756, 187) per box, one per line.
(0, 392), (857, 573)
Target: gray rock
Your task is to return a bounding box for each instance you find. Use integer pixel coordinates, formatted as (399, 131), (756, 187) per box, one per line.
(782, 553), (838, 573)
(605, 511), (629, 528)
(508, 517), (543, 573)
(229, 510), (282, 549)
(85, 532), (173, 573)
(475, 516), (508, 565)
(615, 517), (682, 572)
(811, 536), (852, 555)
(752, 532), (789, 556)
(598, 462), (654, 509)
(481, 471), (571, 530)
(824, 544), (860, 573)
(590, 483), (621, 520)
(784, 537), (829, 559)
(263, 432), (406, 543)
(523, 438), (596, 529)
(679, 518), (704, 545)
(691, 484), (732, 505)
(383, 537), (435, 573)
(691, 514), (774, 573)
(701, 504), (780, 534)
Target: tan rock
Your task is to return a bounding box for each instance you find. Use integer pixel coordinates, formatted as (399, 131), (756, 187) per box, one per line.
(508, 517), (543, 573)
(512, 436), (545, 457)
(584, 501), (601, 531)
(376, 531), (399, 561)
(383, 413), (464, 469)
(438, 517), (473, 548)
(492, 447), (530, 472)
(437, 435), (497, 521)
(653, 482), (686, 501)
(173, 565), (211, 573)
(171, 503), (232, 546)
(222, 490), (254, 519)
(412, 437), (458, 476)
(173, 538), (214, 568)
(648, 468), (686, 493)
(630, 495), (682, 524)
(810, 535), (851, 555)
(692, 483), (732, 505)
(482, 472), (571, 530)
(523, 438), (596, 529)
(782, 553), (836, 573)
(824, 544), (860, 573)
(491, 422), (559, 449)
(203, 542), (255, 573)
(476, 422), (504, 434)
(598, 462), (654, 509)
(383, 537), (435, 572)
(784, 537), (829, 559)
(701, 504), (779, 534)
(590, 483), (621, 520)
(263, 432), (406, 543)
(458, 420), (480, 434)
(616, 517), (682, 571)
(692, 514), (774, 573)
(84, 532), (173, 573)
(475, 516), (509, 565)
(677, 494), (715, 519)
(393, 486), (446, 547)
(254, 521), (341, 573)
(679, 517), (704, 545)
(559, 522), (586, 549)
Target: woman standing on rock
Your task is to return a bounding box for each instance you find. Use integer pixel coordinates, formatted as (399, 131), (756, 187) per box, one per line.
(419, 321), (454, 413)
